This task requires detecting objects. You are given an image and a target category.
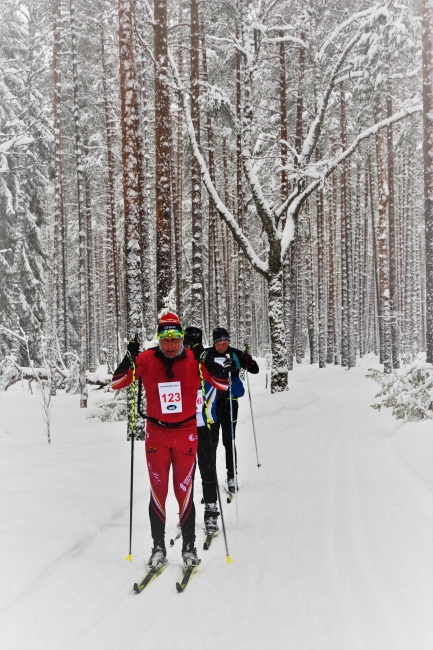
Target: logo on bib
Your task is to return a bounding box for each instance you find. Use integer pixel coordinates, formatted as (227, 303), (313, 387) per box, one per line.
(180, 483), (186, 492)
(167, 404), (177, 411)
(189, 434), (196, 441)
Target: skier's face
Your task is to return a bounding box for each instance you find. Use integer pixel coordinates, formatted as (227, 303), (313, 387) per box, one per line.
(215, 340), (229, 354)
(160, 337), (182, 358)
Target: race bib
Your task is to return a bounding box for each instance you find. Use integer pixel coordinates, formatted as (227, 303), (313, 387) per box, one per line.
(214, 357), (226, 367)
(196, 389), (203, 413)
(158, 381), (182, 414)
(196, 389), (205, 427)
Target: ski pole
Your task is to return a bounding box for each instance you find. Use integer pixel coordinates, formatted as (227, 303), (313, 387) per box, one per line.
(244, 343), (261, 467)
(245, 369), (261, 468)
(215, 467), (233, 564)
(125, 360), (136, 562)
(226, 355), (239, 523)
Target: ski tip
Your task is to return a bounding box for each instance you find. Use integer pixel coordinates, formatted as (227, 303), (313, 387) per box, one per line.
(226, 555), (234, 564)
(176, 582), (184, 593)
(125, 553), (133, 562)
(257, 464), (261, 468)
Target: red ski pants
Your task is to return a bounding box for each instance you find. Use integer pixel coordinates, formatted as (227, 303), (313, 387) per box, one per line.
(145, 424), (198, 546)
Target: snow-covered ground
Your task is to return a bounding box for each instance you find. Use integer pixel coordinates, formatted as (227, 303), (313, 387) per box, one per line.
(0, 358), (432, 650)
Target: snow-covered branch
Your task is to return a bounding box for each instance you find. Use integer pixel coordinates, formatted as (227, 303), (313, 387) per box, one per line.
(168, 47), (269, 278)
(300, 29), (364, 169)
(263, 34), (309, 50)
(318, 6), (375, 61)
(241, 26), (279, 244)
(280, 101), (422, 257)
(367, 360), (433, 421)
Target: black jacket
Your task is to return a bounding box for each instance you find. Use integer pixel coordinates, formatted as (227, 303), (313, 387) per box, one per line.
(204, 345), (259, 378)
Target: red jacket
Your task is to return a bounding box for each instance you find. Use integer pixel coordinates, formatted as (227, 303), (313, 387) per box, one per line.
(112, 347), (228, 431)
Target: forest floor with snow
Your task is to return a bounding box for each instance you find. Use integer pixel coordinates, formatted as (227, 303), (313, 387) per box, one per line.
(0, 357), (432, 650)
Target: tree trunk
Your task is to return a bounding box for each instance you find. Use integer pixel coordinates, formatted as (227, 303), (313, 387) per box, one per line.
(422, 0), (433, 363)
(190, 0), (203, 326)
(69, 0), (87, 407)
(154, 0), (172, 312)
(175, 20), (183, 321)
(327, 165), (337, 364)
(202, 35), (223, 330)
(118, 0), (143, 441)
(375, 101), (392, 372)
(236, 20), (245, 343)
(340, 85), (355, 367)
(53, 0), (68, 356)
(10, 184), (25, 360)
(340, 88), (348, 367)
(134, 40), (152, 342)
(101, 26), (120, 364)
(268, 269), (288, 392)
(306, 214), (317, 364)
(317, 172), (326, 368)
(368, 152), (382, 360)
(280, 34), (293, 369)
(84, 159), (96, 371)
(387, 75), (400, 368)
(402, 151), (413, 364)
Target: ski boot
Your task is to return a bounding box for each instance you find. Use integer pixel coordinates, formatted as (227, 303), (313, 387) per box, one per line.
(226, 475), (239, 494)
(147, 544), (167, 571)
(182, 542), (200, 569)
(204, 503), (220, 535)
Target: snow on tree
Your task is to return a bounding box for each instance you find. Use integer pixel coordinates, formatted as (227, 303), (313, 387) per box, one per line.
(0, 0), (51, 365)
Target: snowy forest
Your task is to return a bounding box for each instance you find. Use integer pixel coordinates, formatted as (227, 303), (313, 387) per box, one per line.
(0, 0), (432, 399)
(1, 2), (433, 648)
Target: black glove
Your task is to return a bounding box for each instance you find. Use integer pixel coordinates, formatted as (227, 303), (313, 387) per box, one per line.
(200, 350), (208, 363)
(223, 356), (237, 373)
(243, 353), (254, 369)
(184, 326), (202, 348)
(126, 334), (140, 361)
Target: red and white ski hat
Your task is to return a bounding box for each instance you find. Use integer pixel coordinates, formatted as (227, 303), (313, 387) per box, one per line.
(157, 312), (184, 338)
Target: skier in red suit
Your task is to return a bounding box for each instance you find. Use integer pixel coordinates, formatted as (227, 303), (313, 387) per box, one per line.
(111, 312), (229, 570)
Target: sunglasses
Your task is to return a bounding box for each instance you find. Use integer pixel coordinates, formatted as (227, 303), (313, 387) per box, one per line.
(157, 329), (184, 340)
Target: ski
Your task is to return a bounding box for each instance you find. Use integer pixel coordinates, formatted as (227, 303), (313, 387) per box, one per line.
(176, 561), (201, 593)
(133, 561), (168, 593)
(203, 531), (217, 550)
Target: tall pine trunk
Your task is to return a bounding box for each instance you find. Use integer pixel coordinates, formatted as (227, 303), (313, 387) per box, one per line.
(387, 75), (400, 368)
(101, 26), (120, 364)
(375, 101), (392, 372)
(174, 19), (183, 320)
(53, 0), (68, 356)
(134, 41), (152, 342)
(69, 0), (87, 407)
(422, 0), (433, 363)
(190, 0), (203, 326)
(236, 19), (245, 343)
(154, 0), (172, 312)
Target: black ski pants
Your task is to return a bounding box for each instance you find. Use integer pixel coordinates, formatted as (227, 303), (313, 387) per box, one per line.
(197, 425), (218, 503)
(212, 396), (239, 479)
(197, 396), (239, 502)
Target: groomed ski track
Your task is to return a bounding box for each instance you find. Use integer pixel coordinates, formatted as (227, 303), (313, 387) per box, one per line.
(0, 359), (432, 650)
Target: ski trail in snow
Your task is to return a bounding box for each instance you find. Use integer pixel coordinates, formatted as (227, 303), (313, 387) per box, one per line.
(322, 415), (365, 650)
(341, 429), (416, 650)
(0, 364), (432, 650)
